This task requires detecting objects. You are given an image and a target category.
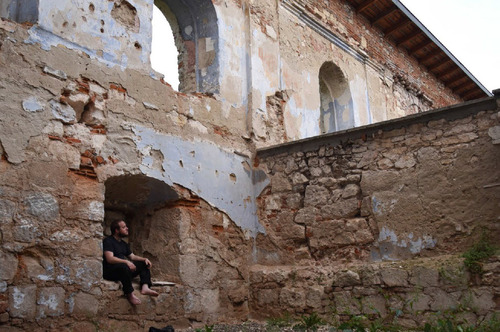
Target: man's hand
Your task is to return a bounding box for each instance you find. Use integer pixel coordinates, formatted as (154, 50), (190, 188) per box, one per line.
(126, 260), (136, 272)
(144, 258), (152, 269)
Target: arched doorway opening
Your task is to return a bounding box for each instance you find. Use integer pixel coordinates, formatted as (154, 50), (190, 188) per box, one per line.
(319, 62), (354, 133)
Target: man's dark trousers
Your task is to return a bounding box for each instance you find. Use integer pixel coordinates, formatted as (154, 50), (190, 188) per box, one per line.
(103, 261), (152, 294)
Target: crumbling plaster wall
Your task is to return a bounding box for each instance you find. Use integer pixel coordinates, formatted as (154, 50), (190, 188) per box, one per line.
(277, 6), (371, 140)
(13, 0), (466, 147)
(28, 0), (152, 70)
(293, 0), (459, 109)
(0, 10), (261, 328)
(247, 0), (452, 146)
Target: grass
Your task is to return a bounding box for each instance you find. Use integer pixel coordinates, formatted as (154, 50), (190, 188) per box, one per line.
(462, 232), (497, 274)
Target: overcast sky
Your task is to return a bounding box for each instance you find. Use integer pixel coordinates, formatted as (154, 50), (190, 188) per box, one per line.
(151, 1), (499, 93)
(400, 0), (499, 93)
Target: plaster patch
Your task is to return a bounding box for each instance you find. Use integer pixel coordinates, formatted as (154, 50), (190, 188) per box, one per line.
(12, 287), (25, 309)
(378, 226), (436, 255)
(49, 230), (83, 243)
(22, 96), (45, 113)
(205, 37), (215, 52)
(143, 101), (159, 110)
(25, 26), (125, 69)
(38, 294), (58, 310)
(132, 125), (268, 236)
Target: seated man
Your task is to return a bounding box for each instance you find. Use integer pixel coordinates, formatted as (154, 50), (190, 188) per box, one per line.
(103, 219), (159, 305)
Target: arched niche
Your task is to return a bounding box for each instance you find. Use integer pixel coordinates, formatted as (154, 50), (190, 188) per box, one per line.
(319, 62), (354, 133)
(154, 0), (219, 94)
(104, 174), (182, 282)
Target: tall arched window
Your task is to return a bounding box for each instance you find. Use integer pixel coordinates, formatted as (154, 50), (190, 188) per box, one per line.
(319, 62), (354, 133)
(152, 0), (219, 94)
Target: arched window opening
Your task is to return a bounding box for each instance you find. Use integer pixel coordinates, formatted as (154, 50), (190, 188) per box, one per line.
(151, 4), (180, 90)
(153, 0), (219, 94)
(319, 62), (354, 133)
(104, 175), (182, 282)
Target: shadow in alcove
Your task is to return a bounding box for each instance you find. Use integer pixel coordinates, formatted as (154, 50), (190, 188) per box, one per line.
(103, 174), (183, 283)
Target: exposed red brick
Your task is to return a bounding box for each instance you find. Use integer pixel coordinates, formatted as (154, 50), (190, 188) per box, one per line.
(253, 156), (260, 167)
(95, 156), (106, 165)
(212, 225), (224, 232)
(65, 137), (81, 144)
(108, 156), (119, 164)
(160, 78), (172, 87)
(59, 95), (69, 104)
(48, 135), (63, 141)
(77, 81), (90, 94)
(72, 169), (98, 179)
(213, 125), (229, 136)
(109, 83), (127, 93)
(80, 156), (93, 166)
(83, 150), (94, 158)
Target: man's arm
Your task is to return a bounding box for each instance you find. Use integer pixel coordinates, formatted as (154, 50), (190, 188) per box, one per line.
(128, 253), (152, 268)
(104, 251), (137, 271)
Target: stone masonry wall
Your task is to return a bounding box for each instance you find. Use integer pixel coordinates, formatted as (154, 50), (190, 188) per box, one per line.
(250, 96), (500, 326)
(249, 256), (500, 329)
(256, 98), (500, 265)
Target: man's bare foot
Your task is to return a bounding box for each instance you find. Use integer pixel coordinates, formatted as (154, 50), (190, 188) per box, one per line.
(141, 286), (159, 297)
(127, 293), (141, 305)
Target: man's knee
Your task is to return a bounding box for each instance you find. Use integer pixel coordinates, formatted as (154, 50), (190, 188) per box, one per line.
(104, 263), (132, 279)
(133, 260), (147, 270)
(115, 263), (132, 273)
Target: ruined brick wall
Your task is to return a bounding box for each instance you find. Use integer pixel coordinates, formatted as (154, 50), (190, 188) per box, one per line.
(296, 0), (461, 108)
(246, 0), (466, 145)
(0, 0), (495, 330)
(0, 16), (254, 330)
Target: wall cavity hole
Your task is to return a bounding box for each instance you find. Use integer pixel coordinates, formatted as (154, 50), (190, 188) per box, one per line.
(63, 21), (68, 28)
(100, 28), (104, 33)
(179, 160), (183, 167)
(134, 42), (142, 50)
(229, 173), (236, 182)
(215, 170), (219, 176)
(89, 3), (95, 12)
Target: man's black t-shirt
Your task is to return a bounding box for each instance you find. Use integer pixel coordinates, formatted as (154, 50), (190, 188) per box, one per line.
(103, 236), (132, 271)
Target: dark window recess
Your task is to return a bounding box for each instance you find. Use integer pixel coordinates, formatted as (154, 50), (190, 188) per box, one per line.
(0, 0), (39, 24)
(319, 61), (354, 133)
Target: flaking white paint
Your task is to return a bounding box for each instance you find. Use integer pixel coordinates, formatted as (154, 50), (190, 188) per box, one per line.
(132, 125), (268, 236)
